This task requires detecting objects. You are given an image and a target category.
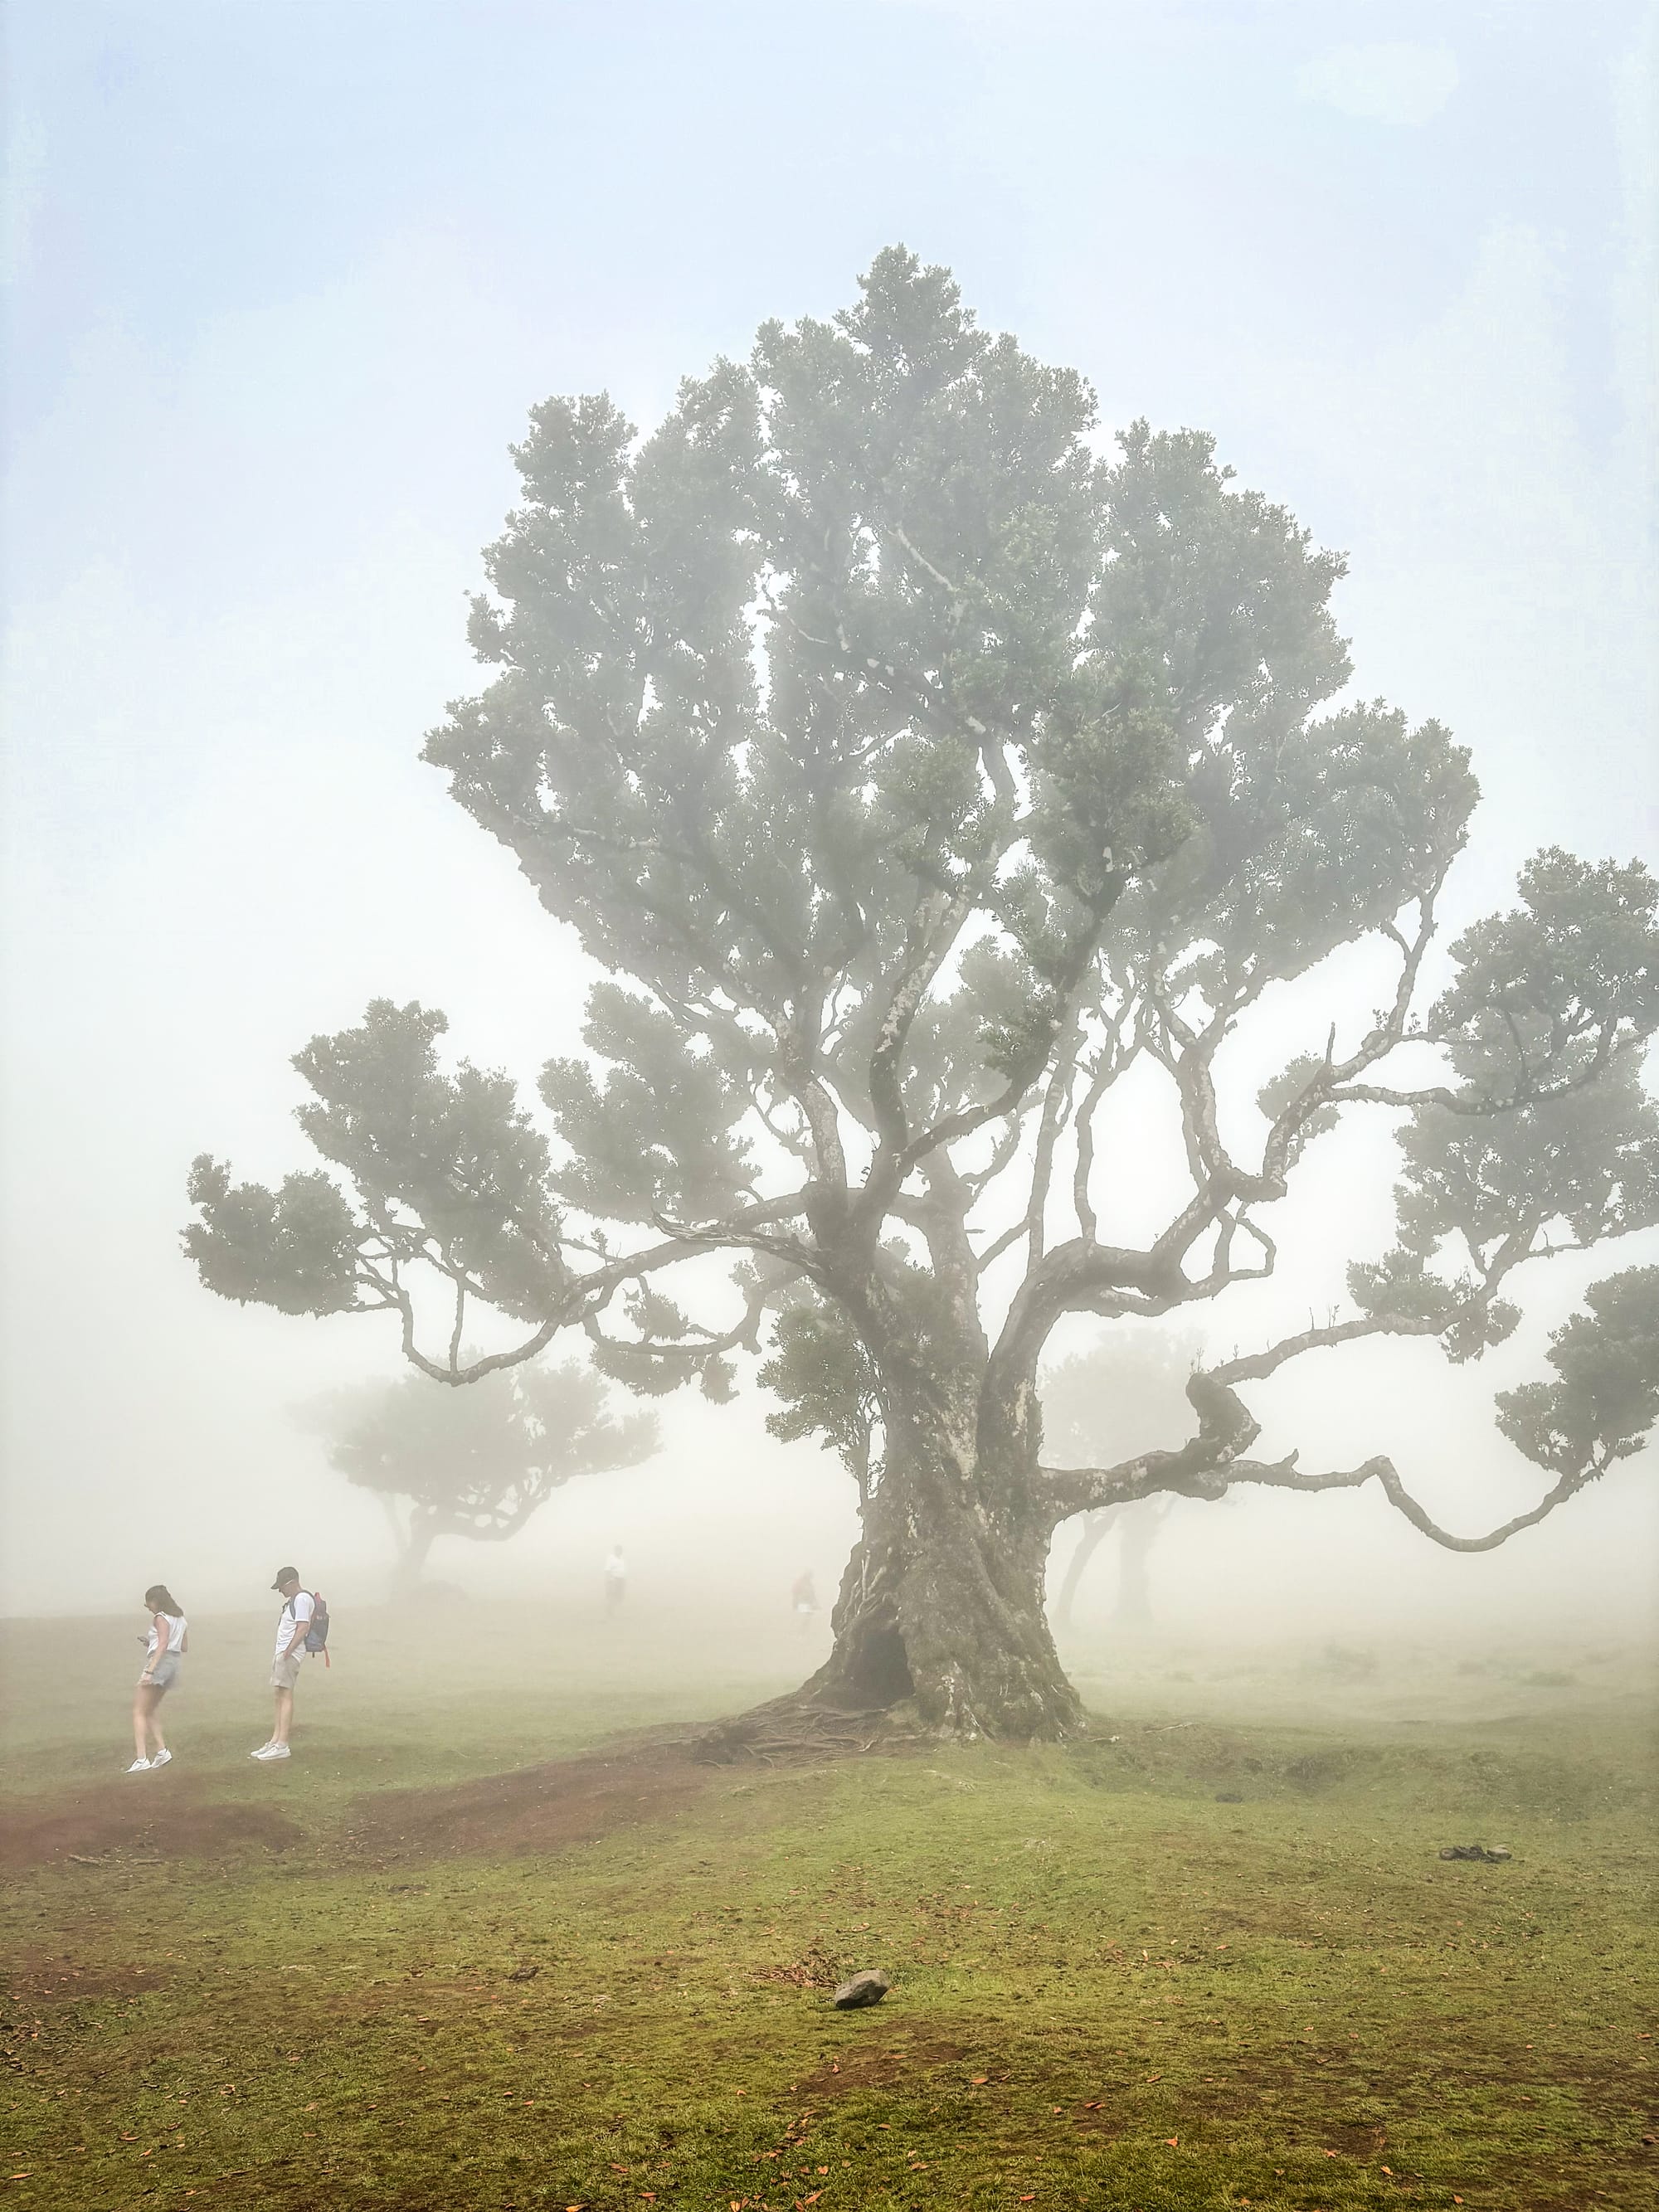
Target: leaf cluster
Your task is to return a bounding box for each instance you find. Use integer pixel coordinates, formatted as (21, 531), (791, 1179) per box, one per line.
(1496, 1267), (1659, 1477)
(314, 1357), (657, 1537)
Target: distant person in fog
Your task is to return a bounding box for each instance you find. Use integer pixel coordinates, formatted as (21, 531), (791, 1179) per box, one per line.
(253, 1567), (312, 1762)
(791, 1570), (819, 1631)
(604, 1545), (627, 1612)
(129, 1584), (187, 1772)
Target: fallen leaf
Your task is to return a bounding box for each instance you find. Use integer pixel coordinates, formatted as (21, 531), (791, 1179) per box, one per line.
(970, 2074), (988, 2085)
(1164, 2137), (1179, 2147)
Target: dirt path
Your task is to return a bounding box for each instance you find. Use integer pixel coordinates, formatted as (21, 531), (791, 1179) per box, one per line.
(0, 1722), (854, 1879)
(0, 1782), (302, 1871)
(350, 1740), (720, 1861)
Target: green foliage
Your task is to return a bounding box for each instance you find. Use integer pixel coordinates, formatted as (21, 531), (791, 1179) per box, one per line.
(1496, 1266), (1659, 1475)
(759, 1287), (883, 1498)
(294, 999), (568, 1322)
(1039, 1325), (1202, 1466)
(541, 982), (757, 1225)
(314, 1356), (657, 1549)
(1398, 1068), (1659, 1260)
(182, 1155), (362, 1315)
(1433, 848), (1659, 1100)
(1346, 1242), (1521, 1364)
(1115, 701), (1479, 1023)
(1353, 1060), (1659, 1371)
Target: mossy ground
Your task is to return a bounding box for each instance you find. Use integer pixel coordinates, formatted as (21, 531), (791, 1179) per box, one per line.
(2, 1604), (1654, 2210)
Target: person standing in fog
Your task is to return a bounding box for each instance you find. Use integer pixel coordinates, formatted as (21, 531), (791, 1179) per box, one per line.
(604, 1545), (627, 1613)
(791, 1570), (819, 1631)
(129, 1584), (187, 1772)
(253, 1567), (312, 1762)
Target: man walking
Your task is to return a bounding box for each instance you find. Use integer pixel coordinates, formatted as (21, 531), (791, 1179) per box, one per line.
(253, 1567), (312, 1762)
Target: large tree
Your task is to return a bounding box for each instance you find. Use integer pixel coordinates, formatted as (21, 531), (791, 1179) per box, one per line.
(301, 1359), (657, 1594)
(184, 250), (1659, 1742)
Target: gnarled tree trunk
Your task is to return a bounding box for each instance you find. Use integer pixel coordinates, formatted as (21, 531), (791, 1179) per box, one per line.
(1113, 1501), (1164, 1630)
(1054, 1504), (1124, 1631)
(390, 1510), (440, 1598)
(799, 1415), (1082, 1741)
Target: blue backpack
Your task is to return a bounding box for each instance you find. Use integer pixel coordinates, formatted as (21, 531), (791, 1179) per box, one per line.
(299, 1592), (331, 1665)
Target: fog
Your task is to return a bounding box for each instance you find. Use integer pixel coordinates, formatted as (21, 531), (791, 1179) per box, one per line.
(2, 2), (1656, 1659)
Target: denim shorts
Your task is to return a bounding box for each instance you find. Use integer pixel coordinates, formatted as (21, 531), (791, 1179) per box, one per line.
(142, 1653), (180, 1692)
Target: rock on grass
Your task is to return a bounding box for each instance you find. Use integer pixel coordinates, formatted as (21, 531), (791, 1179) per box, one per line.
(833, 1970), (891, 2009)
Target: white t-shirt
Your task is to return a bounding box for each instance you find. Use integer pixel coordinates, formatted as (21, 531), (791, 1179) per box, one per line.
(275, 1592), (314, 1665)
(147, 1612), (187, 1657)
(604, 1553), (626, 1582)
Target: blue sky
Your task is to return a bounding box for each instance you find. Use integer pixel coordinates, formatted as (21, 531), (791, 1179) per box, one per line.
(2, 2), (1655, 1616)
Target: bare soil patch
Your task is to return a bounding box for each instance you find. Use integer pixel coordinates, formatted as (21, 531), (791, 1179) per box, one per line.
(353, 1742), (719, 1862)
(1322, 2117), (1389, 2156)
(0, 1785), (301, 1873)
(794, 2040), (971, 2099)
(2, 1957), (164, 2003)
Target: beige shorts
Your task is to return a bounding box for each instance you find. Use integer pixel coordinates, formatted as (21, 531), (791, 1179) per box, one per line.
(270, 1652), (304, 1690)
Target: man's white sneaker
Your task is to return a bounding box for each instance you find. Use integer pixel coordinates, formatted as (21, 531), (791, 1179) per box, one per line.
(253, 1743), (291, 1761)
(149, 1748), (173, 1768)
(126, 1757), (151, 1772)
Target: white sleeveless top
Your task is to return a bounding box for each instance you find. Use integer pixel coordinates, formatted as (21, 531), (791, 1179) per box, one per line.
(146, 1612), (187, 1656)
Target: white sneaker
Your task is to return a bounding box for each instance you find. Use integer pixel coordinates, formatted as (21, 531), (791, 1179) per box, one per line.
(149, 1748), (172, 1768)
(250, 1743), (275, 1759)
(127, 1757), (151, 1772)
(253, 1743), (291, 1761)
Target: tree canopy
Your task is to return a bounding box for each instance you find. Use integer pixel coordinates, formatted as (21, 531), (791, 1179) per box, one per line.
(185, 249), (1659, 1738)
(303, 1359), (657, 1592)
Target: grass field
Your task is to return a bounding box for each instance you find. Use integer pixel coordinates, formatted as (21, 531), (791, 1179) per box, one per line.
(2, 1602), (1655, 2210)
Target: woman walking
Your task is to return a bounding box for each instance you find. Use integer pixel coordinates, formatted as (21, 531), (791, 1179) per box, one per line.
(130, 1584), (187, 1772)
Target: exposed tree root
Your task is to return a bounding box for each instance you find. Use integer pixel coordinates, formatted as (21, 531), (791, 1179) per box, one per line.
(689, 1689), (922, 1766)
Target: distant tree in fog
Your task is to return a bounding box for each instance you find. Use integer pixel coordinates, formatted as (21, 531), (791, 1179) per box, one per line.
(184, 250), (1659, 1742)
(308, 1361), (657, 1594)
(1041, 1330), (1198, 1631)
